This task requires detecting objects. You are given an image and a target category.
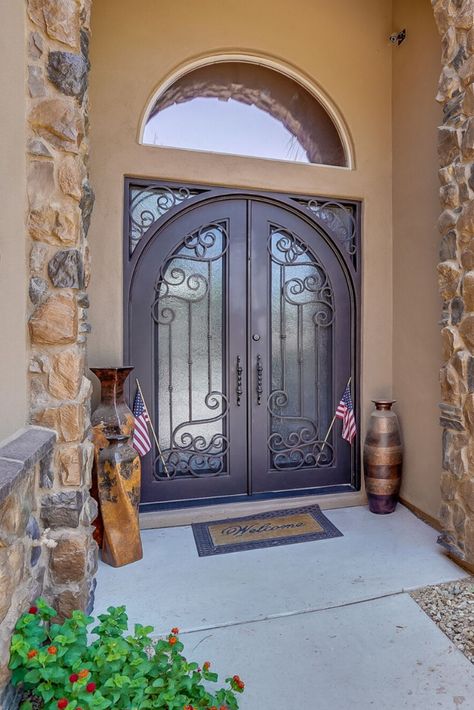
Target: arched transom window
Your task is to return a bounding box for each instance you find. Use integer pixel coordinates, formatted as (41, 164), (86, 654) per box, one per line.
(142, 62), (347, 167)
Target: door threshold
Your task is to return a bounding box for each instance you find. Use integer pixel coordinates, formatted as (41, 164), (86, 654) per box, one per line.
(139, 490), (367, 530)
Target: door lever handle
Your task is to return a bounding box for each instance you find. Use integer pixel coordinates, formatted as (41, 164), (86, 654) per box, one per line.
(236, 356), (243, 406)
(256, 354), (263, 405)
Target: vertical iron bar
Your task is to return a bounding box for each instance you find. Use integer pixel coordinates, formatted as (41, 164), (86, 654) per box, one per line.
(168, 322), (173, 467)
(188, 301), (192, 422)
(207, 259), (212, 393)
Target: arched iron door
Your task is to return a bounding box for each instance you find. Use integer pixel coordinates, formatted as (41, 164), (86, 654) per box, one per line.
(126, 193), (357, 505)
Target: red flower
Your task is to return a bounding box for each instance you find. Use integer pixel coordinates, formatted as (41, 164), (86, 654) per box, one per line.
(28, 606), (38, 615)
(57, 700), (68, 709)
(203, 661), (211, 671)
(219, 706), (229, 710)
(47, 646), (57, 655)
(27, 650), (37, 659)
(171, 627), (179, 634)
(69, 673), (79, 683)
(86, 682), (96, 693)
(169, 635), (177, 645)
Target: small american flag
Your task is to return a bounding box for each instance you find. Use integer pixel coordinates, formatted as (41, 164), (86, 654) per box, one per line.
(335, 384), (356, 444)
(132, 389), (152, 457)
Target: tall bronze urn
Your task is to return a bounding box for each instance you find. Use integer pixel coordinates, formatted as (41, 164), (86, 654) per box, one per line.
(363, 400), (403, 514)
(90, 367), (135, 546)
(98, 431), (143, 567)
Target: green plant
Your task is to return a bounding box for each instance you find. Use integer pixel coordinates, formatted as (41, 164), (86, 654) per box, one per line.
(9, 599), (245, 710)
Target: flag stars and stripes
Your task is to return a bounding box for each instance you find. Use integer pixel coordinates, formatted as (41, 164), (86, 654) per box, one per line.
(132, 390), (152, 457)
(335, 384), (356, 444)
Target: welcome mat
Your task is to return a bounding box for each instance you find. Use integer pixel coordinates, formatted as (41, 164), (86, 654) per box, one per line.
(192, 505), (343, 556)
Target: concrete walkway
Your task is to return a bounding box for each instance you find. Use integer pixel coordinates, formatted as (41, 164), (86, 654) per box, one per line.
(94, 505), (474, 709)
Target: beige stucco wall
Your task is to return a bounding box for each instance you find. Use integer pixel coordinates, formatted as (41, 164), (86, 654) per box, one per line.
(392, 0), (442, 520)
(88, 0), (397, 505)
(0, 1), (27, 441)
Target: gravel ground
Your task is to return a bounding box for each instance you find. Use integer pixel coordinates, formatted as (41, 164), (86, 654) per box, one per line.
(411, 578), (474, 664)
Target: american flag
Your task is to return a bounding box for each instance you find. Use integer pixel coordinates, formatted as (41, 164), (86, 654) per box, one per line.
(335, 384), (356, 444)
(132, 389), (152, 457)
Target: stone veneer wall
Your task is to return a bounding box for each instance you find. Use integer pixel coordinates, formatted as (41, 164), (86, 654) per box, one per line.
(25, 0), (97, 617)
(435, 0), (474, 568)
(0, 428), (56, 705)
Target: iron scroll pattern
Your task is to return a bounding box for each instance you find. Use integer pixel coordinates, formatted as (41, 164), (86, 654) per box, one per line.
(292, 198), (358, 269)
(129, 184), (206, 254)
(151, 221), (229, 480)
(267, 225), (335, 470)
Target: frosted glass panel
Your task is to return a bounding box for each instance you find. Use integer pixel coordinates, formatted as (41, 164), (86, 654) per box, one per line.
(153, 223), (228, 478)
(268, 226), (334, 469)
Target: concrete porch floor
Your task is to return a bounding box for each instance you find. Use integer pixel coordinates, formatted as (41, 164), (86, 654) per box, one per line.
(94, 505), (474, 709)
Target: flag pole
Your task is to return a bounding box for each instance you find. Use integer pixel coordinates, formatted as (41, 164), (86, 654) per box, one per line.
(135, 378), (170, 478)
(315, 377), (352, 467)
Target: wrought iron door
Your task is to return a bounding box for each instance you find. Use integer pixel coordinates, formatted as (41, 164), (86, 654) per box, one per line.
(125, 186), (358, 506)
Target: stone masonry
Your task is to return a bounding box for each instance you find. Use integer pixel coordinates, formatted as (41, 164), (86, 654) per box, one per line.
(0, 428), (56, 705)
(435, 0), (474, 569)
(25, 0), (97, 619)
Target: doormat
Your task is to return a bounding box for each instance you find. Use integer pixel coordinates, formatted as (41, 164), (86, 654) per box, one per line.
(191, 505), (343, 556)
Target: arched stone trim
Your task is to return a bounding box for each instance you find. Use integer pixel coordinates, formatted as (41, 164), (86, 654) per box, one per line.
(139, 53), (355, 169)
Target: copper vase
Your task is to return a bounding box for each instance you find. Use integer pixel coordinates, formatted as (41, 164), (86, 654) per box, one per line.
(98, 431), (143, 567)
(363, 400), (403, 514)
(90, 367), (135, 546)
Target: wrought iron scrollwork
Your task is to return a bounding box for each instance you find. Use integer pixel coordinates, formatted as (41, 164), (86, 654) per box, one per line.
(292, 197), (358, 267)
(267, 225), (335, 470)
(128, 184), (207, 254)
(152, 221), (229, 481)
(155, 392), (229, 479)
(267, 391), (334, 470)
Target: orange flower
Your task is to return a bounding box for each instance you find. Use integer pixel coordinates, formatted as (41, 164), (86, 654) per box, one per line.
(203, 661), (211, 671)
(78, 669), (89, 679)
(47, 646), (57, 655)
(27, 650), (37, 659)
(169, 635), (177, 645)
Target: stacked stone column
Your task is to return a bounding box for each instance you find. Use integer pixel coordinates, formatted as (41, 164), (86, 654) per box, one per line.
(25, 0), (97, 615)
(434, 0), (474, 569)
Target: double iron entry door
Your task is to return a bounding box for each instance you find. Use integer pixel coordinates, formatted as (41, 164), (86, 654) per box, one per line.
(127, 194), (357, 505)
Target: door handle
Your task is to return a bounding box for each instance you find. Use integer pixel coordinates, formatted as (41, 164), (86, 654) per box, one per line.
(256, 354), (263, 405)
(236, 356), (243, 406)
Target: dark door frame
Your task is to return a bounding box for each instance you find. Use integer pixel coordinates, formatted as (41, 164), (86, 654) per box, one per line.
(123, 177), (362, 511)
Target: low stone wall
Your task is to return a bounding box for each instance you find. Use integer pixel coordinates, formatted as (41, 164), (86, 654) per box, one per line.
(0, 426), (96, 705)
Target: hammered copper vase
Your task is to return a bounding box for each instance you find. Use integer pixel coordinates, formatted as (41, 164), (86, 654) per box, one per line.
(363, 400), (403, 514)
(98, 431), (143, 567)
(90, 367), (135, 546)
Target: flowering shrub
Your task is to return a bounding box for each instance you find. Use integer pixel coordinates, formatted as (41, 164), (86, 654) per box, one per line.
(9, 599), (245, 710)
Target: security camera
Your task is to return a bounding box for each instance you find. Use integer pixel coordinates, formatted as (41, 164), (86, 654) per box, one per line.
(389, 29), (407, 46)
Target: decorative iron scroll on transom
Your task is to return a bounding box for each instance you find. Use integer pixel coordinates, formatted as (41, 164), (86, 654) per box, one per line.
(129, 184), (207, 254)
(292, 198), (358, 267)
